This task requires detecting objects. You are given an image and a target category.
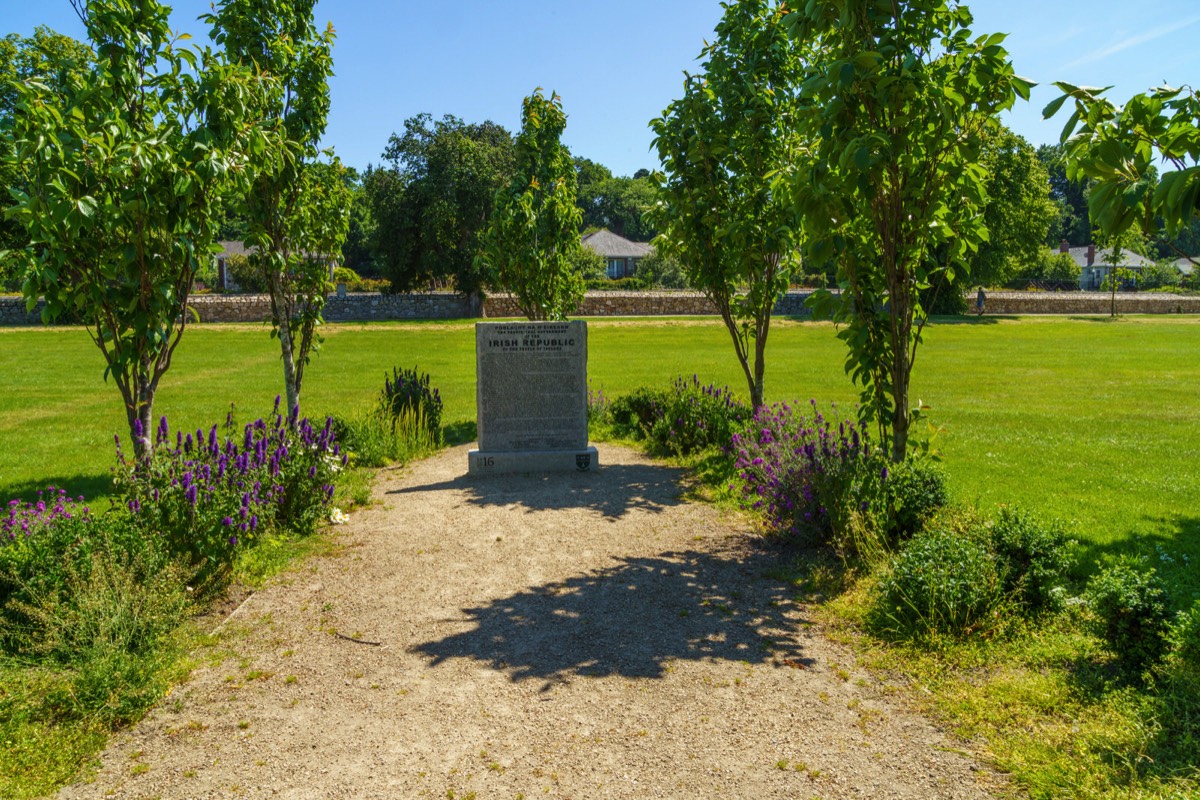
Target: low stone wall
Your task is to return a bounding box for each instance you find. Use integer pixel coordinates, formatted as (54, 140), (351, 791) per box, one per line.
(482, 291), (813, 318)
(981, 291), (1200, 315)
(0, 297), (42, 326)
(190, 294), (274, 323)
(2, 289), (1196, 326)
(188, 292), (476, 323)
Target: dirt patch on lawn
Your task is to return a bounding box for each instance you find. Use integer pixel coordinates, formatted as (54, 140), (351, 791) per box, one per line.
(59, 444), (1000, 799)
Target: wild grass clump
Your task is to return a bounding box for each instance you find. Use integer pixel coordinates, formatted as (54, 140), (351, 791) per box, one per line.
(332, 367), (445, 469)
(380, 366), (443, 437)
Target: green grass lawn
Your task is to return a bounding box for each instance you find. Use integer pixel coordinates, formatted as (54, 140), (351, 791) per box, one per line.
(2, 315), (1198, 582)
(2, 313), (1198, 799)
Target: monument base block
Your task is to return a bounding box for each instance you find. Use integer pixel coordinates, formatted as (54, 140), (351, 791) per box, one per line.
(468, 446), (599, 476)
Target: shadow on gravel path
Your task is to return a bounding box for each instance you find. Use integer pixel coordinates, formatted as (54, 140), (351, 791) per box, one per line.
(413, 546), (815, 686)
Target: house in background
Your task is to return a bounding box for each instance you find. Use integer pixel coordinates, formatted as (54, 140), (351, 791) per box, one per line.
(582, 229), (653, 279)
(214, 240), (338, 291)
(1054, 240), (1157, 290)
(214, 240), (251, 290)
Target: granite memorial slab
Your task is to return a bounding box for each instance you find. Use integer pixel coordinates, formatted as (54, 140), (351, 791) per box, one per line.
(469, 320), (599, 475)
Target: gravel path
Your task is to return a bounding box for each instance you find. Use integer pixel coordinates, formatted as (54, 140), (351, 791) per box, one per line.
(59, 444), (999, 799)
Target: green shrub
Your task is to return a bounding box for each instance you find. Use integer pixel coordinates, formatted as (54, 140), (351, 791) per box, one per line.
(380, 367), (443, 437)
(0, 251), (29, 293)
(919, 271), (968, 315)
(1042, 251), (1082, 282)
(869, 524), (1004, 640)
(350, 276), (391, 292)
(646, 375), (750, 456)
(884, 458), (948, 540)
(1086, 559), (1172, 674)
(987, 508), (1073, 614)
(635, 250), (690, 289)
(586, 277), (642, 290)
(1138, 262), (1182, 290)
(570, 246), (608, 283)
(606, 387), (669, 439)
(1013, 251), (1081, 285)
(332, 266), (360, 285)
(225, 253), (268, 293)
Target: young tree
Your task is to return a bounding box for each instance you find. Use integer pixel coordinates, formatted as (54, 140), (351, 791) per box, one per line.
(1047, 82), (1200, 271)
(3, 0), (260, 455)
(651, 0), (805, 409)
(206, 0), (349, 416)
(369, 114), (514, 295)
(787, 1), (1031, 461)
(479, 89), (583, 321)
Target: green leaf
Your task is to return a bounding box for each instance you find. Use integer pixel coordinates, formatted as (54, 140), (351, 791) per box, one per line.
(1042, 93), (1069, 120)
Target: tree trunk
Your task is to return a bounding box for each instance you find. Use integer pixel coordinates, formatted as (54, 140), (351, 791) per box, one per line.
(890, 350), (909, 463)
(123, 366), (155, 458)
(752, 331), (767, 410)
(137, 384), (154, 456)
(272, 284), (301, 416)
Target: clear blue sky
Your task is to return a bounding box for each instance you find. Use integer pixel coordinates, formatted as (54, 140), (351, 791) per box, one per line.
(3, 1), (1198, 176)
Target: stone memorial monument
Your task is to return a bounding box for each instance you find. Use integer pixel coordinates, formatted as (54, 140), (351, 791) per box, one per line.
(469, 320), (599, 475)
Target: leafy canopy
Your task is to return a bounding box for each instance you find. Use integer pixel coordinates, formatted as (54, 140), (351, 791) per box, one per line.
(973, 126), (1058, 287)
(206, 0), (349, 414)
(368, 114), (514, 295)
(1047, 82), (1200, 262)
(0, 27), (94, 288)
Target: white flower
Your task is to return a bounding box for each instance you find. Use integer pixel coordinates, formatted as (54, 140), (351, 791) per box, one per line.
(329, 508), (349, 525)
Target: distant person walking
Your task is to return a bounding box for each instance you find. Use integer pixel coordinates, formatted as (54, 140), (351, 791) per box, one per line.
(976, 287), (986, 316)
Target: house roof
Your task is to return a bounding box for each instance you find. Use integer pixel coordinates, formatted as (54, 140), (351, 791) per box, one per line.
(216, 241), (253, 259)
(582, 229), (654, 259)
(215, 240), (337, 264)
(1058, 246), (1156, 269)
(1173, 257), (1196, 275)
